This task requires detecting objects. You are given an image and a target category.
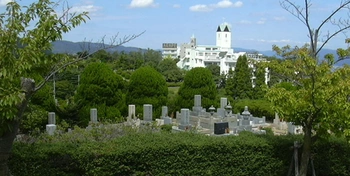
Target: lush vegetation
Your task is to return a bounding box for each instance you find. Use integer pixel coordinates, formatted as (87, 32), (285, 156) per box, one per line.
(126, 66), (168, 119)
(177, 67), (217, 109)
(8, 129), (350, 176)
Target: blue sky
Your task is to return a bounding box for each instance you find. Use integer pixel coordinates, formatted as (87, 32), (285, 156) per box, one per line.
(1, 0), (349, 51)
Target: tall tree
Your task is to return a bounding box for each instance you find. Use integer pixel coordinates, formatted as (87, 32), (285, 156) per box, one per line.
(225, 55), (252, 99)
(266, 1), (350, 175)
(0, 1), (141, 175)
(157, 57), (183, 82)
(252, 63), (267, 99)
(177, 67), (217, 109)
(75, 62), (126, 125)
(126, 66), (168, 119)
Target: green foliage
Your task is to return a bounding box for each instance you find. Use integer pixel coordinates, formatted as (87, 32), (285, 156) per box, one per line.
(233, 99), (274, 121)
(225, 55), (252, 99)
(252, 64), (267, 99)
(0, 0), (89, 134)
(157, 58), (184, 82)
(9, 131), (350, 176)
(75, 62), (126, 125)
(126, 66), (168, 119)
(177, 67), (217, 109)
(266, 46), (350, 137)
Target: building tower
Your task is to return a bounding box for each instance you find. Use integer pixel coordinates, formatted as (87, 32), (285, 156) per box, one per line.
(190, 34), (196, 47)
(216, 22), (231, 49)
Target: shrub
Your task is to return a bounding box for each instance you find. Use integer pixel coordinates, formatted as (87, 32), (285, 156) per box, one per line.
(177, 67), (217, 110)
(126, 66), (168, 119)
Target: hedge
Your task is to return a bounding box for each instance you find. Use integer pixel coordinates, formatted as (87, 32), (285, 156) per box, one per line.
(9, 132), (350, 176)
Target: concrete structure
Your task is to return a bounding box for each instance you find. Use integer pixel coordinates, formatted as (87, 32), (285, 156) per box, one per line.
(162, 22), (266, 77)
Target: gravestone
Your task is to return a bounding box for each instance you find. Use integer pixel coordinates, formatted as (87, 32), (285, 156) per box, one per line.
(220, 98), (228, 109)
(164, 117), (172, 125)
(214, 122), (229, 135)
(128, 105), (136, 121)
(46, 112), (57, 135)
(179, 108), (191, 130)
(48, 112), (56, 124)
(161, 106), (168, 118)
(143, 104), (153, 122)
(192, 95), (202, 114)
(90, 108), (98, 123)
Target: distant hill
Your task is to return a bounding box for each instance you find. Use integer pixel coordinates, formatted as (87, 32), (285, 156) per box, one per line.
(51, 40), (145, 54)
(51, 40), (347, 66)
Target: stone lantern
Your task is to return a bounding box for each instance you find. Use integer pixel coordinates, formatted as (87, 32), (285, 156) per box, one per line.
(225, 102), (232, 117)
(209, 105), (216, 116)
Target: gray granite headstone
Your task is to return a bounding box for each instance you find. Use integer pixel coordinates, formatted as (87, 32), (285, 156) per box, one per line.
(128, 105), (136, 121)
(48, 112), (56, 124)
(161, 106), (168, 118)
(194, 95), (201, 107)
(179, 108), (191, 130)
(164, 117), (172, 125)
(90, 108), (98, 123)
(220, 98), (228, 109)
(46, 124), (56, 135)
(143, 104), (153, 122)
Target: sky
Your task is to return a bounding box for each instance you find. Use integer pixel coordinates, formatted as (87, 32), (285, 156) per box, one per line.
(1, 0), (350, 51)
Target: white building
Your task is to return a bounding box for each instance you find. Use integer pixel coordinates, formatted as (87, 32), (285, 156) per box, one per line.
(164, 22), (265, 76)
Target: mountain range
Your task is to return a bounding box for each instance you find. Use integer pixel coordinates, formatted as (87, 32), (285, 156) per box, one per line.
(52, 40), (346, 65)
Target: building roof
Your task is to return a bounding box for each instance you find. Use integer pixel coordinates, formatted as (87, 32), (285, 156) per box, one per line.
(217, 22), (231, 32)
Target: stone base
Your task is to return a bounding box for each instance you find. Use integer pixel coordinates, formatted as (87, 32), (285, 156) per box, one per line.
(46, 124), (57, 135)
(178, 124), (192, 130)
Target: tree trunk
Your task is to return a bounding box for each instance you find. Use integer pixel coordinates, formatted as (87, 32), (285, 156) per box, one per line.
(0, 78), (35, 175)
(300, 125), (312, 176)
(0, 120), (20, 176)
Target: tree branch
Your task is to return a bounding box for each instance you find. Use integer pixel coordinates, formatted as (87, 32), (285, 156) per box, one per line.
(34, 31), (145, 92)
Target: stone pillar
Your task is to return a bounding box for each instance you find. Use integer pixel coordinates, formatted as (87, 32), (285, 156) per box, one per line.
(90, 108), (98, 123)
(143, 104), (153, 122)
(220, 97), (228, 109)
(46, 112), (56, 135)
(179, 108), (191, 130)
(161, 106), (168, 118)
(48, 112), (56, 124)
(194, 95), (201, 107)
(128, 105), (136, 121)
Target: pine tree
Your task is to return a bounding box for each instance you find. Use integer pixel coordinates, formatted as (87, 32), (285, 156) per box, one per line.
(225, 55), (252, 99)
(252, 64), (266, 99)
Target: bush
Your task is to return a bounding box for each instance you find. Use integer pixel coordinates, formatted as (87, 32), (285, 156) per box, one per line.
(126, 66), (168, 119)
(9, 131), (350, 176)
(177, 67), (217, 110)
(75, 62), (126, 125)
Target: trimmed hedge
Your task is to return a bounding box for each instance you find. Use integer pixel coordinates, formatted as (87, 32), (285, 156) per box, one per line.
(9, 132), (350, 176)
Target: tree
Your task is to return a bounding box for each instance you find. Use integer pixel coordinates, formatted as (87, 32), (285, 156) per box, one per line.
(265, 1), (350, 175)
(0, 1), (142, 175)
(126, 66), (168, 119)
(75, 62), (126, 125)
(225, 55), (252, 99)
(252, 63), (267, 99)
(177, 67), (217, 109)
(157, 57), (183, 82)
(206, 64), (221, 86)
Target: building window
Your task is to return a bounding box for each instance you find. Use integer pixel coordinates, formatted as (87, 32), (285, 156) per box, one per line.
(225, 34), (227, 38)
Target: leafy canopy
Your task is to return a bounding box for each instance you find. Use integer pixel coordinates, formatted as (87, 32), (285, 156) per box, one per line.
(0, 0), (88, 131)
(265, 46), (350, 137)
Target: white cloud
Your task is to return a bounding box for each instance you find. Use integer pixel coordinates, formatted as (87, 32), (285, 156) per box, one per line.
(190, 0), (243, 12)
(173, 4), (181, 8)
(71, 5), (101, 13)
(129, 0), (158, 8)
(0, 0), (12, 6)
(257, 18), (266, 24)
(189, 4), (212, 12)
(273, 16), (286, 21)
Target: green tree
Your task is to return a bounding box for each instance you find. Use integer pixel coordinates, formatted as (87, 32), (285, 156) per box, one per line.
(126, 66), (168, 119)
(225, 55), (252, 99)
(0, 1), (141, 175)
(177, 67), (217, 109)
(266, 1), (350, 175)
(157, 57), (183, 82)
(206, 64), (221, 86)
(75, 62), (126, 125)
(252, 63), (267, 99)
